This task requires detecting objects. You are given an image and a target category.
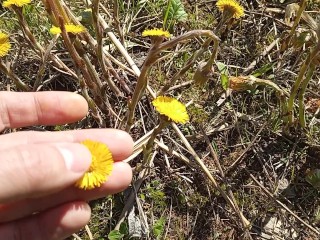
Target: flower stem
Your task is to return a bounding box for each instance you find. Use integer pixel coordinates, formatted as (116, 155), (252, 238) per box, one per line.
(215, 11), (233, 34)
(142, 118), (169, 167)
(125, 45), (160, 132)
(282, 0), (307, 50)
(13, 7), (44, 56)
(298, 64), (316, 128)
(248, 76), (287, 96)
(286, 45), (320, 126)
(52, 0), (70, 22)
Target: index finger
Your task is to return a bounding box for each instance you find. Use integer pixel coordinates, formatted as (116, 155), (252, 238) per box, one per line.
(0, 91), (88, 131)
(0, 129), (133, 162)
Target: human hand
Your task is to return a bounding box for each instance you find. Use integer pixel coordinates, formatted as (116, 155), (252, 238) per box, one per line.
(0, 91), (133, 240)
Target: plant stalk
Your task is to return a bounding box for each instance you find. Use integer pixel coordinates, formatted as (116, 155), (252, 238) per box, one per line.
(286, 45), (320, 125)
(298, 64), (316, 128)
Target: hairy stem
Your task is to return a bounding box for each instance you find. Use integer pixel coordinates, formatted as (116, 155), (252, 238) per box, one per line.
(298, 64), (316, 128)
(142, 118), (169, 166)
(286, 45), (319, 125)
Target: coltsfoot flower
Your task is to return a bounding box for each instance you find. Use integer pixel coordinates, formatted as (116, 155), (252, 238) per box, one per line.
(0, 32), (11, 57)
(50, 24), (86, 35)
(152, 96), (189, 124)
(75, 140), (114, 190)
(2, 0), (31, 8)
(216, 0), (244, 19)
(142, 28), (171, 38)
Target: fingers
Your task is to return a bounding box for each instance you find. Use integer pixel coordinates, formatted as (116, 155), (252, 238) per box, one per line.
(0, 143), (92, 203)
(0, 129), (133, 219)
(0, 201), (91, 240)
(0, 91), (88, 131)
(0, 129), (133, 161)
(0, 162), (132, 223)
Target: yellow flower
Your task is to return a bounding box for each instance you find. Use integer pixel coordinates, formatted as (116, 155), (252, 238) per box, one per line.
(50, 24), (85, 35)
(142, 28), (171, 38)
(2, 0), (31, 7)
(152, 96), (189, 124)
(75, 140), (114, 190)
(0, 32), (11, 57)
(216, 0), (244, 19)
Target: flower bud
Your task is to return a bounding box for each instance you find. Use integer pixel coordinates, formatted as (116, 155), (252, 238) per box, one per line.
(79, 9), (93, 25)
(229, 76), (254, 91)
(193, 61), (213, 86)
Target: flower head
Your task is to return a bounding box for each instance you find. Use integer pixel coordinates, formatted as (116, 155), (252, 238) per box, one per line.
(2, 0), (31, 8)
(50, 24), (85, 35)
(152, 96), (189, 124)
(229, 76), (254, 91)
(142, 28), (171, 38)
(75, 140), (114, 190)
(0, 32), (11, 57)
(216, 0), (244, 19)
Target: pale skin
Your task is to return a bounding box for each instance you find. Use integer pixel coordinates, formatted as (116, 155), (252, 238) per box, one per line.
(0, 91), (133, 240)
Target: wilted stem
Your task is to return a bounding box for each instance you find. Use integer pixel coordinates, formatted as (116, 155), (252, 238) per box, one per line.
(204, 37), (219, 70)
(125, 43), (162, 132)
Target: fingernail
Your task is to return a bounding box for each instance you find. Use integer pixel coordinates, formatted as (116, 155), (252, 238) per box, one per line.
(57, 145), (91, 172)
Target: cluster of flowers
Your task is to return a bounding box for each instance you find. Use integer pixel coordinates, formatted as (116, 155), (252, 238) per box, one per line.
(0, 0), (86, 57)
(1, 0), (244, 57)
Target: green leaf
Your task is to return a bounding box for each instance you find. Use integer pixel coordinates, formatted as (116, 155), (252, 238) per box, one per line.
(164, 0), (188, 29)
(152, 217), (166, 239)
(251, 62), (275, 78)
(216, 62), (229, 90)
(119, 222), (129, 236)
(140, 193), (146, 200)
(215, 61), (229, 75)
(108, 230), (124, 240)
(221, 74), (229, 90)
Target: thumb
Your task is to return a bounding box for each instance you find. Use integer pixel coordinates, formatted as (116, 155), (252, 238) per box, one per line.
(0, 143), (91, 203)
